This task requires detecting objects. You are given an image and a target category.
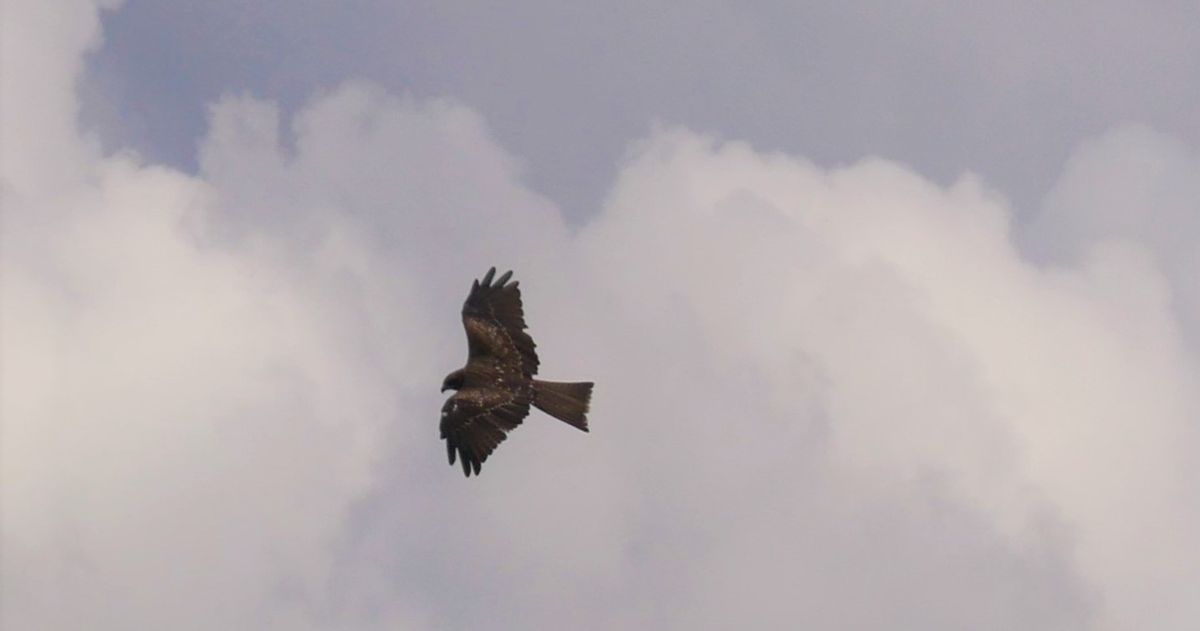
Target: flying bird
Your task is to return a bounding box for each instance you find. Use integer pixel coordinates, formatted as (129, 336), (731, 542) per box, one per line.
(440, 267), (593, 477)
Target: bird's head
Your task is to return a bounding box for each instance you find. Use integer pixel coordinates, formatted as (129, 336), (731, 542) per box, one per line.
(441, 368), (466, 392)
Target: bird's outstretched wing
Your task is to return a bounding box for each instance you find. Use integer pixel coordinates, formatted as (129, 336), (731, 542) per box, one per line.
(440, 387), (532, 476)
(461, 267), (540, 378)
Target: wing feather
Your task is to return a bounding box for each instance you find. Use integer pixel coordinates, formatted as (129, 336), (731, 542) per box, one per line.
(461, 267), (540, 377)
(440, 387), (532, 477)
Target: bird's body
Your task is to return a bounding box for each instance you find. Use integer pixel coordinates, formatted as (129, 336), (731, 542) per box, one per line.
(440, 267), (593, 476)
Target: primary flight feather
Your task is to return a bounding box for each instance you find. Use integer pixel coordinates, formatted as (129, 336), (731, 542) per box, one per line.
(439, 267), (594, 477)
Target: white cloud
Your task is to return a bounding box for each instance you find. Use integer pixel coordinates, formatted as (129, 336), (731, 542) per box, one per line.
(2, 124), (396, 630)
(3, 2), (1198, 630)
(1026, 124), (1200, 350)
(0, 0), (123, 197)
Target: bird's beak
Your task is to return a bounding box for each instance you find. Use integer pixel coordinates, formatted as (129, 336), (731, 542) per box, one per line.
(440, 384), (449, 392)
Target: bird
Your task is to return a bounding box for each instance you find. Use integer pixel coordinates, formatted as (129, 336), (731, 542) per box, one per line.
(440, 267), (593, 477)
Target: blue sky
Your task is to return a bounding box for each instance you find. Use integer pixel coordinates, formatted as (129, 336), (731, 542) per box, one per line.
(82, 1), (1200, 218)
(4, 2), (1200, 629)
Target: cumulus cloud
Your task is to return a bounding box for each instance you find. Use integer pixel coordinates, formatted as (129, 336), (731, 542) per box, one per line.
(3, 1), (1198, 630)
(1026, 125), (1200, 351)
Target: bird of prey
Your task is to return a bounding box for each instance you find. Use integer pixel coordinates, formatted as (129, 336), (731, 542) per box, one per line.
(440, 267), (593, 477)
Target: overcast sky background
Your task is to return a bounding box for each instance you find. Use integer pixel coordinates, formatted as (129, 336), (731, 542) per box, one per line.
(3, 1), (1199, 629)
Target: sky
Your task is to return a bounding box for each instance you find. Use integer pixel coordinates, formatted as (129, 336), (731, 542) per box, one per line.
(2, 1), (1198, 629)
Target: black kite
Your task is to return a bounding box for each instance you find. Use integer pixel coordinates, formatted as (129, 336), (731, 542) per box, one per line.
(440, 267), (593, 476)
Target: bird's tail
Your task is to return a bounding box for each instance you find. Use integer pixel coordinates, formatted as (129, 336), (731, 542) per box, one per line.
(532, 379), (593, 432)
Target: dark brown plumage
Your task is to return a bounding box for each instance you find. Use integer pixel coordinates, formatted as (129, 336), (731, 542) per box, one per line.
(440, 267), (593, 477)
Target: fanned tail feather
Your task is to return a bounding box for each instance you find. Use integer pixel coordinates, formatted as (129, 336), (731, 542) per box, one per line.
(532, 380), (593, 432)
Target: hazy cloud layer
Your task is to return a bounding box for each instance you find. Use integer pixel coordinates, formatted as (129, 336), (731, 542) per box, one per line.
(4, 1), (1199, 629)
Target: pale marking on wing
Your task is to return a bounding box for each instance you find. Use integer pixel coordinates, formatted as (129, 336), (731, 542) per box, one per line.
(452, 389), (528, 438)
(484, 292), (525, 375)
